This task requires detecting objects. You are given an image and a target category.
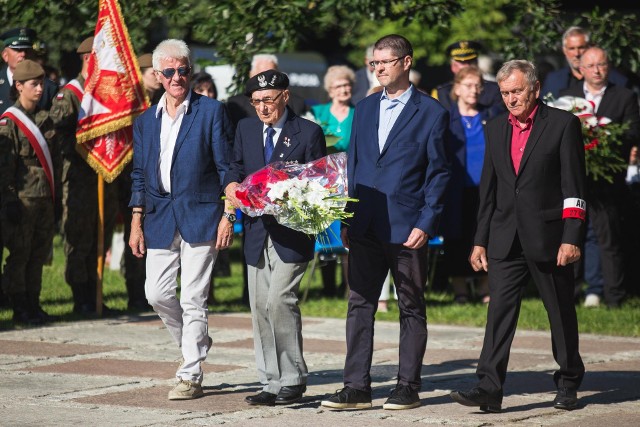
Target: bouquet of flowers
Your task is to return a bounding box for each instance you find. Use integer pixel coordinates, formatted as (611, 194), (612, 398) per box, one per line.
(545, 95), (628, 183)
(235, 152), (356, 234)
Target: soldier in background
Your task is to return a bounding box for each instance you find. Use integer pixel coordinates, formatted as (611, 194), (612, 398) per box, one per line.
(431, 40), (503, 112)
(0, 60), (62, 324)
(49, 37), (119, 315)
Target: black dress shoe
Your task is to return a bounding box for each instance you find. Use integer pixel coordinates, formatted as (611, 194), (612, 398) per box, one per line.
(245, 391), (277, 406)
(12, 310), (45, 325)
(35, 307), (61, 322)
(553, 387), (578, 410)
(450, 387), (502, 413)
(275, 385), (307, 405)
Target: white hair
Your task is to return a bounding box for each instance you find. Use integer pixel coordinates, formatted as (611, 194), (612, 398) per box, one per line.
(251, 54), (278, 72)
(152, 39), (191, 70)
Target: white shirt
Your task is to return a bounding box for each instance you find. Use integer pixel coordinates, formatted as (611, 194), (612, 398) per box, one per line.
(262, 109), (288, 149)
(583, 82), (607, 113)
(6, 67), (13, 86)
(155, 91), (191, 193)
(378, 85), (413, 152)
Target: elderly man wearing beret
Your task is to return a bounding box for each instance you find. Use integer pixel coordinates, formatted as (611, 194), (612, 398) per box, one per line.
(224, 70), (326, 406)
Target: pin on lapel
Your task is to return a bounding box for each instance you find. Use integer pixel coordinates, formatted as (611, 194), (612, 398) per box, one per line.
(283, 137), (291, 147)
(279, 153), (284, 158)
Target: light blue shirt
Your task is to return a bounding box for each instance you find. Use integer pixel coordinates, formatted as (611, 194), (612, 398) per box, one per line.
(378, 85), (414, 152)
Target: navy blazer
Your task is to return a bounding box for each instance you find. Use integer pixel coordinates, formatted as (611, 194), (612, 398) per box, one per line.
(475, 101), (586, 262)
(129, 91), (234, 249)
(346, 88), (451, 243)
(224, 108), (326, 266)
(542, 66), (628, 99)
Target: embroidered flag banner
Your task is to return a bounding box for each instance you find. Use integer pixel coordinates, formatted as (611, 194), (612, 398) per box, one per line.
(76, 0), (149, 182)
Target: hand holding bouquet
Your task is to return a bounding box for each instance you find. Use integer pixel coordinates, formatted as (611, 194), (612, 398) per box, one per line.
(235, 152), (356, 234)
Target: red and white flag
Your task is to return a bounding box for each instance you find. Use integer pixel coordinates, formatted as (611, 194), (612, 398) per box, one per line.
(76, 0), (149, 182)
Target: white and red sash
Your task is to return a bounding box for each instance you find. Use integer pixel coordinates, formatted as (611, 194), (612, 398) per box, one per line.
(1, 107), (55, 201)
(64, 79), (84, 101)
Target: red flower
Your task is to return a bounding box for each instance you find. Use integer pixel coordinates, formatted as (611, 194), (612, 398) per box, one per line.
(585, 139), (599, 151)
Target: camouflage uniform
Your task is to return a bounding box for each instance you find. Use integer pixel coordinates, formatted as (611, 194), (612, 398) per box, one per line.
(0, 101), (61, 319)
(49, 75), (119, 313)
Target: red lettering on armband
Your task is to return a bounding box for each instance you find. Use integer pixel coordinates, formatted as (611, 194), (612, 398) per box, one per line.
(562, 207), (586, 220)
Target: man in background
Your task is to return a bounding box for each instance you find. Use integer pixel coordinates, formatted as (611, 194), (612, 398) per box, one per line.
(541, 26), (628, 99)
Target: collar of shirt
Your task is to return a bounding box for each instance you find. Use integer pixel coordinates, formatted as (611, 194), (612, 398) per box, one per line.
(583, 82), (607, 113)
(155, 90), (192, 119)
(7, 67), (13, 86)
(262, 108), (289, 146)
(507, 103), (539, 132)
(379, 84), (414, 105)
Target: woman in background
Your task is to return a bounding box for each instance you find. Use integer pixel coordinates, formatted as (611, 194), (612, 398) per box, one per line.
(191, 71), (218, 99)
(441, 65), (500, 304)
(0, 60), (61, 324)
(311, 65), (356, 297)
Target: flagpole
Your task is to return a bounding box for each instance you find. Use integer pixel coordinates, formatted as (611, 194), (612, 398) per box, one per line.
(96, 174), (104, 317)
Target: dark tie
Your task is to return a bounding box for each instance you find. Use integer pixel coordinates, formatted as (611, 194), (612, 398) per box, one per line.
(264, 126), (275, 163)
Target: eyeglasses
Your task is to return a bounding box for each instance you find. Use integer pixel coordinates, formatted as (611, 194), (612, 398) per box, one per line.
(331, 82), (352, 90)
(249, 91), (284, 106)
(460, 83), (483, 91)
(369, 56), (406, 68)
(581, 62), (609, 70)
(157, 66), (191, 79)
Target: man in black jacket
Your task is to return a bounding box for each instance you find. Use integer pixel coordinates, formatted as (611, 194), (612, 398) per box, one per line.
(450, 60), (586, 413)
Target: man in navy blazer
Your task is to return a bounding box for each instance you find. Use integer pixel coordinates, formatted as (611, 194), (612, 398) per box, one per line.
(224, 70), (326, 406)
(128, 39), (235, 401)
(321, 34), (450, 411)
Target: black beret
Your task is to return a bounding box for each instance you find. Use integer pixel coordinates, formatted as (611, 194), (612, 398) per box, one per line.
(1, 27), (36, 50)
(446, 40), (482, 62)
(244, 69), (289, 96)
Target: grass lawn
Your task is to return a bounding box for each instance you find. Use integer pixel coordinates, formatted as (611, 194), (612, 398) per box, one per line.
(1, 236), (639, 337)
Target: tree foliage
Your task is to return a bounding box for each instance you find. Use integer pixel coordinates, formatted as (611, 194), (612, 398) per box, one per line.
(1, 1), (638, 93)
(577, 7), (640, 73)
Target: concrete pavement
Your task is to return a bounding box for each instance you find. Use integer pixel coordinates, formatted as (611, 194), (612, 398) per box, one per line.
(0, 312), (639, 426)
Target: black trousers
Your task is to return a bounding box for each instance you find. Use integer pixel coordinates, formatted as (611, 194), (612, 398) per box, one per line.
(588, 199), (626, 306)
(344, 231), (429, 392)
(477, 235), (585, 396)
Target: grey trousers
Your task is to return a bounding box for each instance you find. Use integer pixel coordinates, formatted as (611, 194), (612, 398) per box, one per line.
(247, 235), (308, 394)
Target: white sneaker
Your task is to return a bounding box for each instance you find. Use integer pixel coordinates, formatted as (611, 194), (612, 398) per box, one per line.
(584, 294), (601, 308)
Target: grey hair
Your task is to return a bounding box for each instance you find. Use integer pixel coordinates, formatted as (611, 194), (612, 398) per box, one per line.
(251, 54), (278, 71)
(323, 65), (355, 92)
(562, 26), (590, 47)
(152, 39), (191, 70)
(496, 60), (538, 91)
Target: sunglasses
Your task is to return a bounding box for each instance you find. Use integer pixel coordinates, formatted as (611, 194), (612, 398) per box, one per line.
(157, 66), (191, 79)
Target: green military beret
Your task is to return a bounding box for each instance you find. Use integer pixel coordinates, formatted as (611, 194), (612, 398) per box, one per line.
(13, 59), (45, 81)
(77, 37), (94, 54)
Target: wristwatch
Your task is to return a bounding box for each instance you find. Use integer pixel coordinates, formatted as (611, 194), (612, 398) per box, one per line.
(223, 211), (236, 223)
